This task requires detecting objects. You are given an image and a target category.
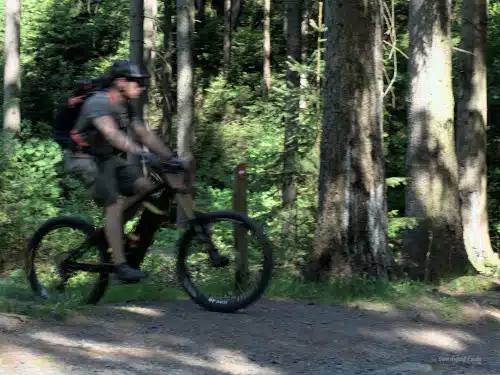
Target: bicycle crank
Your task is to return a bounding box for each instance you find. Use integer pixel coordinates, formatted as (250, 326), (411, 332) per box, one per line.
(54, 251), (75, 290)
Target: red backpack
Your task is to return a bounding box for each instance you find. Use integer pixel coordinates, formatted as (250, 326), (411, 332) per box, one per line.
(52, 78), (104, 151)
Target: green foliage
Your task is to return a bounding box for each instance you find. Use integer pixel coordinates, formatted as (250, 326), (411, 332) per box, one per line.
(0, 263), (482, 324)
(0, 125), (62, 265)
(3, 0), (500, 288)
(386, 177), (407, 188)
(192, 65), (320, 269)
(388, 211), (418, 239)
(0, 122), (102, 271)
(488, 2), (500, 105)
(226, 24), (271, 88)
(19, 0), (129, 127)
(486, 3), (500, 249)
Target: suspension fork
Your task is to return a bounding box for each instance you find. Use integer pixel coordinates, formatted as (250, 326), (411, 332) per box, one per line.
(175, 191), (227, 267)
(165, 172), (227, 267)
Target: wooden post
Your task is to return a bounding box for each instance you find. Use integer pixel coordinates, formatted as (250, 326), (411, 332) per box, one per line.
(233, 163), (248, 288)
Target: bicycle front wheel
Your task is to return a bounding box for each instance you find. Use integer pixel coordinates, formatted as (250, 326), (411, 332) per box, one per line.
(177, 210), (273, 313)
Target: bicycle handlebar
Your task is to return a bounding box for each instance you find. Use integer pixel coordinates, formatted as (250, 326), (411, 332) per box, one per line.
(139, 152), (189, 174)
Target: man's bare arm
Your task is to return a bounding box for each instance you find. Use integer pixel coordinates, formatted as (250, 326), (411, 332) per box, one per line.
(133, 120), (175, 160)
(93, 116), (144, 154)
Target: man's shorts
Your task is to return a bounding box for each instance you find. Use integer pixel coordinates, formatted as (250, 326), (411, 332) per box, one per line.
(63, 150), (143, 206)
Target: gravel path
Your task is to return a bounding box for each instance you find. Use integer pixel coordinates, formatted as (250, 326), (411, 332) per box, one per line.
(1, 298), (499, 375)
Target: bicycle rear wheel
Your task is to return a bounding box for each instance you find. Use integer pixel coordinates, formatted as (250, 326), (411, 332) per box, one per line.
(25, 216), (110, 305)
(177, 210), (273, 313)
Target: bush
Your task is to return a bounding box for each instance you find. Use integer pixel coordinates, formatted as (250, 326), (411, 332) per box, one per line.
(0, 121), (101, 272)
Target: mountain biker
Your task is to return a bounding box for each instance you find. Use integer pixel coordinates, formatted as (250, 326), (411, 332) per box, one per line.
(64, 60), (180, 283)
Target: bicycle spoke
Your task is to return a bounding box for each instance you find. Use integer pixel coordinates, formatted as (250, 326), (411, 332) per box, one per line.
(177, 211), (273, 312)
(27, 218), (110, 305)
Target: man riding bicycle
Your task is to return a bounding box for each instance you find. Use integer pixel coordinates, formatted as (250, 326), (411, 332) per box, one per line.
(64, 60), (183, 283)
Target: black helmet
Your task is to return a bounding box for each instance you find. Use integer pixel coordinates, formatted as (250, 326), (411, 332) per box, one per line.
(104, 60), (149, 84)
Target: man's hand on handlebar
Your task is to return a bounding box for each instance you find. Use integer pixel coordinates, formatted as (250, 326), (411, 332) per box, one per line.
(139, 152), (190, 172)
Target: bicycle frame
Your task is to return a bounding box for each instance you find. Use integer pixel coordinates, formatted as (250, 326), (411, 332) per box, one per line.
(123, 170), (196, 222)
(60, 165), (198, 274)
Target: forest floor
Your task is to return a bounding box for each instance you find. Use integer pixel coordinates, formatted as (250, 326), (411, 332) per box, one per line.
(1, 273), (500, 374)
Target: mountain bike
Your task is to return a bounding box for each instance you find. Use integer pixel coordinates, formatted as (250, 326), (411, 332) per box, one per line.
(25, 155), (274, 313)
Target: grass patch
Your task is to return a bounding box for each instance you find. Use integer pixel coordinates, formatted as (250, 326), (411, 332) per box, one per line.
(1, 265), (498, 324)
(266, 268), (428, 305)
(0, 269), (96, 320)
(263, 269), (493, 323)
(0, 271), (187, 321)
(0, 257), (189, 321)
(441, 275), (498, 294)
(100, 282), (186, 304)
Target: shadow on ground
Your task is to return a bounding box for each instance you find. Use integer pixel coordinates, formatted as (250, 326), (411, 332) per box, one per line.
(1, 298), (499, 375)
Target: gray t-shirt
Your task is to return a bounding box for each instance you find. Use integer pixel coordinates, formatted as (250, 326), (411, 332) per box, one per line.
(73, 91), (130, 156)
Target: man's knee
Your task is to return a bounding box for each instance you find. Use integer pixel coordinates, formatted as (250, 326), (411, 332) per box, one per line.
(132, 177), (155, 195)
(94, 173), (120, 207)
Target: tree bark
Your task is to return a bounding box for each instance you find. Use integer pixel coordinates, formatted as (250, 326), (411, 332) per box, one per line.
(230, 0), (242, 30)
(456, 0), (500, 273)
(130, 0), (145, 103)
(161, 0), (175, 145)
(282, 0), (302, 233)
(299, 0), (309, 111)
(177, 0), (194, 160)
(195, 0), (205, 24)
(3, 0), (21, 135)
(223, 0), (232, 76)
(176, 0), (195, 226)
(263, 0), (271, 95)
(143, 0), (157, 124)
(404, 0), (470, 282)
(307, 0), (390, 280)
(129, 0), (145, 165)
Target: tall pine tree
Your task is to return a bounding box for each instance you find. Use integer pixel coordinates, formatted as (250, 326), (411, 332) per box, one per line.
(404, 0), (470, 281)
(307, 0), (390, 280)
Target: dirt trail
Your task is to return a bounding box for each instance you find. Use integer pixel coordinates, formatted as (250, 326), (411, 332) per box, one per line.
(0, 298), (499, 375)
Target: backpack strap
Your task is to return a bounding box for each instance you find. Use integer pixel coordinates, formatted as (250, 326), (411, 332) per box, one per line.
(67, 95), (87, 106)
(70, 129), (90, 147)
(68, 89), (122, 150)
(104, 88), (121, 105)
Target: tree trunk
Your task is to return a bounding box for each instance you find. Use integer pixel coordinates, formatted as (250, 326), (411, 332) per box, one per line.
(314, 1), (324, 150)
(195, 0), (205, 24)
(177, 0), (194, 159)
(176, 0), (195, 226)
(456, 0), (500, 273)
(130, 0), (145, 109)
(161, 0), (175, 145)
(3, 0), (21, 135)
(282, 0), (302, 233)
(129, 0), (145, 165)
(299, 0), (309, 111)
(230, 0), (242, 30)
(404, 0), (470, 282)
(306, 0), (390, 281)
(143, 0), (157, 124)
(263, 0), (271, 95)
(223, 0), (232, 76)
